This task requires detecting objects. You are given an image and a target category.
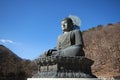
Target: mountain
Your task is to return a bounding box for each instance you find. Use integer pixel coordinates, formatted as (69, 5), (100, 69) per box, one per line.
(0, 22), (120, 79)
(83, 22), (120, 77)
(0, 45), (37, 80)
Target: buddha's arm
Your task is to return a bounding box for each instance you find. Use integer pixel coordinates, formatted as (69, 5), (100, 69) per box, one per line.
(58, 30), (84, 56)
(74, 30), (84, 48)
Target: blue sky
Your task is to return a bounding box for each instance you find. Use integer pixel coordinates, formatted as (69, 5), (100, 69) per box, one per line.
(0, 0), (120, 60)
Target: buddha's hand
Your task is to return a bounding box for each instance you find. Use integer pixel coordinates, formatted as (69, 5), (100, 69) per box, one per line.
(47, 49), (57, 56)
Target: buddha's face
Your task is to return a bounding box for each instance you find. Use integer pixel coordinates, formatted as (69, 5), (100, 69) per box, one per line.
(61, 20), (68, 31)
(61, 19), (73, 32)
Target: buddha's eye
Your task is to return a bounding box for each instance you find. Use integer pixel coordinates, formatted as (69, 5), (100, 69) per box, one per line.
(64, 23), (67, 26)
(63, 25), (65, 27)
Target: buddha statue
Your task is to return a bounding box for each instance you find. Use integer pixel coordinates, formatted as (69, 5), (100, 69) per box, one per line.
(41, 17), (84, 57)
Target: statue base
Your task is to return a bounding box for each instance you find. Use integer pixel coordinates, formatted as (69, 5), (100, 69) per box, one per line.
(33, 56), (96, 78)
(28, 78), (99, 80)
(33, 71), (95, 78)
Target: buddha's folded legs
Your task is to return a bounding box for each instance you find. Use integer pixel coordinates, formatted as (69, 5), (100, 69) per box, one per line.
(54, 46), (85, 57)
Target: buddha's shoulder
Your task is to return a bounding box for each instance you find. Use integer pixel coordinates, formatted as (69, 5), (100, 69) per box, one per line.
(71, 29), (81, 34)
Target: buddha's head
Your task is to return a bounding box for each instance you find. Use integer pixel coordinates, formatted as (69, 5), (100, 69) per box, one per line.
(61, 17), (74, 32)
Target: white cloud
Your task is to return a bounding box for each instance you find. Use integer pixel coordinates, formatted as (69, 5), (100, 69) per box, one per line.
(0, 39), (14, 44)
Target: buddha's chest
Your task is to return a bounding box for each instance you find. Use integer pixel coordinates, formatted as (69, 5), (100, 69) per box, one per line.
(57, 32), (71, 50)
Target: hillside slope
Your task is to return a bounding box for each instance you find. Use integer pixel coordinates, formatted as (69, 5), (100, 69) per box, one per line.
(0, 45), (23, 79)
(0, 45), (37, 80)
(83, 22), (120, 77)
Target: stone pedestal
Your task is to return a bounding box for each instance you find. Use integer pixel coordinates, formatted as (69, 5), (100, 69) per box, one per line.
(33, 56), (96, 78)
(28, 78), (99, 80)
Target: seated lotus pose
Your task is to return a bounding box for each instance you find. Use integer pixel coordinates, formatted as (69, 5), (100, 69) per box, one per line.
(41, 17), (84, 57)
